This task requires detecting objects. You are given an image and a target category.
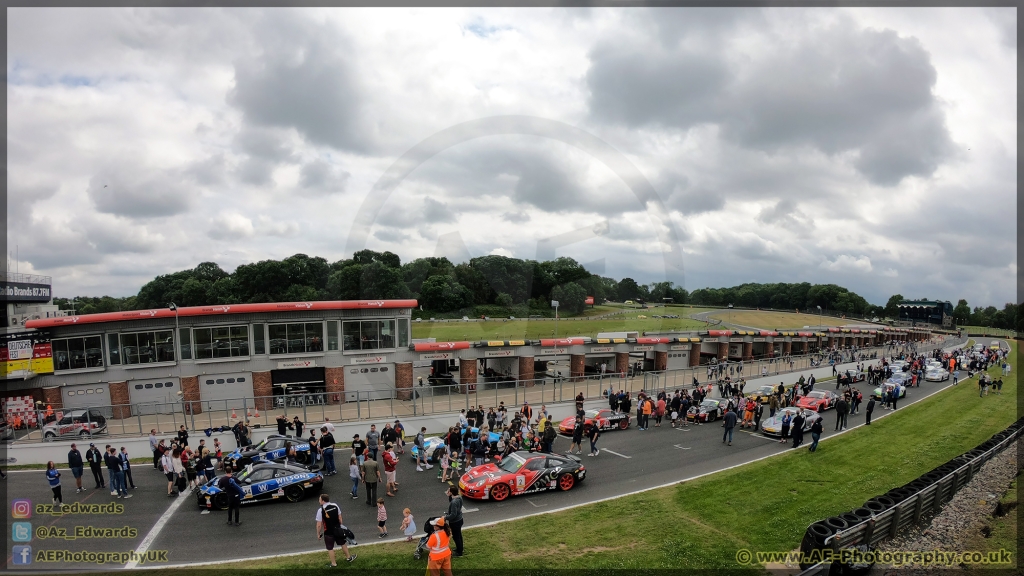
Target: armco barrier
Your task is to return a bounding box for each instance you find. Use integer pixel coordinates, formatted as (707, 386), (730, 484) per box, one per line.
(796, 416), (1024, 575)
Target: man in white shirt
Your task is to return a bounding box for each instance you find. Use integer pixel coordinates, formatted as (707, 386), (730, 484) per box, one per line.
(323, 418), (336, 434)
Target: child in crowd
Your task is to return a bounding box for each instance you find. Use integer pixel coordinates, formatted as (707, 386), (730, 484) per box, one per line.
(400, 507), (417, 542)
(376, 497), (388, 538)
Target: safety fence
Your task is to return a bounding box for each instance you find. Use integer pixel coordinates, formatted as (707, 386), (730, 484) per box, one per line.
(7, 338), (956, 444)
(795, 416), (1024, 576)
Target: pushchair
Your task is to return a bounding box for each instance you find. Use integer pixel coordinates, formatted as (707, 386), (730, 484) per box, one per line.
(413, 516), (439, 560)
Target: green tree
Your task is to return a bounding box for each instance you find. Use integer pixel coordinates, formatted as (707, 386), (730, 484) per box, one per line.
(358, 261), (411, 299)
(952, 299), (971, 325)
(495, 292), (514, 309)
(420, 275), (473, 311)
(883, 294), (905, 318)
(552, 282), (587, 315)
(617, 278), (641, 301)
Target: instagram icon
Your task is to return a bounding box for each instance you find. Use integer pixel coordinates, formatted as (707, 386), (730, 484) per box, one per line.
(12, 499), (32, 518)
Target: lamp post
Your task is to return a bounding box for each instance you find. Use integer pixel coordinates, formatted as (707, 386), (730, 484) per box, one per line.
(169, 303), (186, 429)
(816, 305), (822, 330)
(552, 300), (559, 337)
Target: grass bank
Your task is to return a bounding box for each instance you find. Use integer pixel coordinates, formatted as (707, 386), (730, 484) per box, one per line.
(708, 309), (871, 330)
(411, 314), (710, 341)
(163, 341), (1017, 573)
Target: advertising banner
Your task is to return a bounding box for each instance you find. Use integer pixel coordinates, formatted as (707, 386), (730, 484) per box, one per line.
(352, 355), (387, 365)
(0, 281), (52, 302)
(484, 350), (515, 358)
(590, 346), (615, 353)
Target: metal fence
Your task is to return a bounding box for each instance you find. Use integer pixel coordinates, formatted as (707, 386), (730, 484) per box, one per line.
(796, 416), (1024, 576)
(8, 339), (951, 444)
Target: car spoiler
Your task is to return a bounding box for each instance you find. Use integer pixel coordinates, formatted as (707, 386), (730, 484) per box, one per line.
(563, 453), (582, 463)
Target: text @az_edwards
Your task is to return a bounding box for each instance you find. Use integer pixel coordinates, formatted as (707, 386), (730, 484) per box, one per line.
(35, 502), (124, 516)
(32, 550), (168, 565)
(35, 526), (137, 540)
(735, 548), (1014, 567)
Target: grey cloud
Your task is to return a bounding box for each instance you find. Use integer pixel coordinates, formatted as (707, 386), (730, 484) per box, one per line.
(227, 12), (369, 153)
(655, 171), (725, 215)
(587, 13), (958, 186)
(756, 198), (810, 230)
(299, 158), (350, 195)
(7, 178), (59, 222)
(502, 211), (530, 223)
(982, 8), (1016, 50)
(423, 198), (456, 223)
(87, 171), (193, 218)
(374, 229), (411, 244)
(186, 153), (228, 187)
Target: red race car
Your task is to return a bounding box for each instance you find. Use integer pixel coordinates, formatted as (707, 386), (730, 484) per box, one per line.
(558, 409), (630, 435)
(458, 451), (586, 501)
(794, 390), (838, 412)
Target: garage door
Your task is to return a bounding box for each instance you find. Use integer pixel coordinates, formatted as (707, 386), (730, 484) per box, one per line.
(666, 351), (689, 370)
(345, 364), (395, 401)
(129, 378), (180, 415)
(61, 383), (112, 417)
(199, 372), (253, 412)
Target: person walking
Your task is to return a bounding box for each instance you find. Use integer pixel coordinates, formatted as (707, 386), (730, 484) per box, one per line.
(360, 453), (381, 506)
(891, 385), (900, 410)
(68, 443), (85, 493)
(426, 517), (453, 576)
(316, 494), (356, 565)
(768, 394), (778, 418)
(865, 396), (875, 425)
(569, 420), (584, 455)
(383, 444), (398, 497)
(149, 430), (160, 470)
(415, 427), (432, 471)
(106, 447), (129, 499)
(351, 434), (366, 466)
(46, 461), (63, 509)
(86, 443), (105, 489)
(780, 412), (792, 444)
(318, 428), (336, 476)
(444, 485), (464, 557)
(119, 447), (136, 489)
(177, 425), (189, 448)
(366, 425), (381, 461)
(753, 399), (764, 431)
(808, 419), (823, 452)
(722, 407), (737, 446)
(834, 397), (848, 431)
(587, 418), (601, 456)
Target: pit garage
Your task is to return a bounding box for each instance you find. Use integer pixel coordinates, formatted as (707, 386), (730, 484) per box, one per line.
(129, 377), (180, 415)
(666, 346), (690, 370)
(61, 383), (112, 417)
(344, 364), (394, 401)
(480, 356), (518, 386)
(583, 354), (614, 376)
(200, 371), (254, 412)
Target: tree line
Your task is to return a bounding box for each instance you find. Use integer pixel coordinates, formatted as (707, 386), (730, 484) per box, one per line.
(50, 251), (1022, 331)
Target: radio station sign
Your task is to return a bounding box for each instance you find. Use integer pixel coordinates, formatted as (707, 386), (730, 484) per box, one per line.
(632, 345), (653, 352)
(352, 355), (387, 365)
(539, 347), (568, 355)
(420, 352), (456, 361)
(277, 359), (316, 369)
(484, 349), (515, 358)
(590, 346), (615, 353)
(1, 281), (52, 303)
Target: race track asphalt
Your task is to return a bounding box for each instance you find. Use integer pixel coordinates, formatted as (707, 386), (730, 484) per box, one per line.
(4, 336), (991, 570)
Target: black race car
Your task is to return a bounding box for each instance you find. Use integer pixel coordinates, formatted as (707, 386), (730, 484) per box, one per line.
(198, 461), (323, 510)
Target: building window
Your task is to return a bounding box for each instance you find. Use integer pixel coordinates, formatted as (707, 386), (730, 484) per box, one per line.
(327, 321), (339, 351)
(52, 336), (104, 371)
(134, 385), (143, 390)
(397, 319), (409, 348)
(192, 325), (249, 360)
(342, 320), (398, 351)
(178, 328), (192, 360)
(118, 330), (175, 365)
(253, 324), (265, 355)
(107, 334), (121, 365)
(268, 322), (323, 355)
(145, 383), (153, 389)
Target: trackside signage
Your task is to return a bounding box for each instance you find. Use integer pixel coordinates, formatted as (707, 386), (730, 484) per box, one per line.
(278, 359), (316, 369)
(352, 355), (387, 365)
(590, 346), (615, 353)
(539, 347), (568, 355)
(484, 350), (515, 358)
(420, 352), (456, 361)
(1, 281), (51, 303)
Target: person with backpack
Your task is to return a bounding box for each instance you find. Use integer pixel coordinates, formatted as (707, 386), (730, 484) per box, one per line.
(316, 494), (357, 565)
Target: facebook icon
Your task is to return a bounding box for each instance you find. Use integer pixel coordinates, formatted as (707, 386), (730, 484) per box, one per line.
(12, 545), (32, 565)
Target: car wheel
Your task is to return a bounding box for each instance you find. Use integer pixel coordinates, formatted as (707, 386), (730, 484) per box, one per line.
(490, 482), (511, 502)
(618, 418), (629, 430)
(557, 472), (575, 491)
(44, 432), (56, 442)
(818, 406), (824, 413)
(285, 485), (305, 503)
(79, 430), (92, 437)
(213, 493), (229, 510)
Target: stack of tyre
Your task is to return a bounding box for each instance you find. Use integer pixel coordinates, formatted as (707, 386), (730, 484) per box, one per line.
(799, 417), (1024, 574)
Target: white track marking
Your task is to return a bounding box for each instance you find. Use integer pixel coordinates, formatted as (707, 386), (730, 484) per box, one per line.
(123, 491), (191, 569)
(673, 444), (691, 450)
(601, 449), (631, 459)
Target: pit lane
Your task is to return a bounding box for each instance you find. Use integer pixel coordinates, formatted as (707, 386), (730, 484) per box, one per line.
(4, 336), (989, 570)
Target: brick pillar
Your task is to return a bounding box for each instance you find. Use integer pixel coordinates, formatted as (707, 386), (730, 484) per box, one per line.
(689, 344), (700, 367)
(181, 375), (202, 415)
(783, 341), (792, 356)
(252, 371), (273, 411)
(325, 366), (345, 405)
(654, 351), (667, 371)
(42, 386), (63, 411)
(615, 352), (630, 375)
(717, 342), (728, 360)
(459, 359), (477, 393)
(570, 354), (586, 381)
(743, 342), (754, 360)
(394, 362), (413, 401)
(109, 381), (131, 419)
(519, 356), (535, 387)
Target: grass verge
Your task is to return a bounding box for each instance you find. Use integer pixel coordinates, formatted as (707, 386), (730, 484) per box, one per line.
(411, 314), (709, 341)
(707, 309), (868, 330)
(964, 476), (1019, 574)
(151, 341), (1017, 573)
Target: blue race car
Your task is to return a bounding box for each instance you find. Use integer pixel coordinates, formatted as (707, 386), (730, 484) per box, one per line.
(410, 427), (503, 463)
(197, 461), (323, 510)
(223, 434), (313, 471)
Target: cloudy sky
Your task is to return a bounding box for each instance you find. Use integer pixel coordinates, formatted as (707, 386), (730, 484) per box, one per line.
(7, 7), (1017, 307)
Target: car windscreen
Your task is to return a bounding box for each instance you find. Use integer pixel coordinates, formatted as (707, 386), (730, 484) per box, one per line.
(700, 400), (718, 409)
(497, 454), (526, 473)
(584, 410), (601, 418)
(807, 392), (826, 399)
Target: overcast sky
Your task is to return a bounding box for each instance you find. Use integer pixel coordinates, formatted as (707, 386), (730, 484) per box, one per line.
(7, 7), (1017, 307)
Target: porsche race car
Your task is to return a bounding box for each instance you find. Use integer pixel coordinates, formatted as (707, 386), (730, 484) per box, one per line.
(458, 450), (585, 501)
(759, 407), (822, 437)
(222, 434), (313, 471)
(687, 399), (724, 423)
(558, 409), (630, 435)
(198, 461), (323, 509)
(794, 391), (838, 413)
